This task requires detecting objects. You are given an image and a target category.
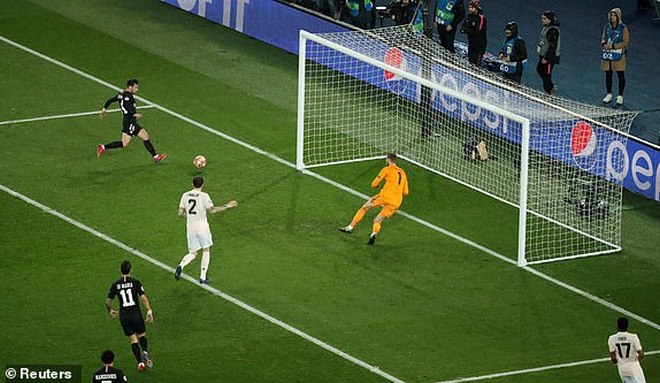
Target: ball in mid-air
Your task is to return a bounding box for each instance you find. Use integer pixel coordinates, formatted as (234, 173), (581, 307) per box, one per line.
(193, 155), (207, 169)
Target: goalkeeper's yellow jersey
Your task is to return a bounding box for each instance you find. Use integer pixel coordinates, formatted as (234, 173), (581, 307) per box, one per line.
(371, 164), (409, 207)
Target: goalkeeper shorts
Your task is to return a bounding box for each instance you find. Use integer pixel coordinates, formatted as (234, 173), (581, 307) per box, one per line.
(370, 195), (399, 219)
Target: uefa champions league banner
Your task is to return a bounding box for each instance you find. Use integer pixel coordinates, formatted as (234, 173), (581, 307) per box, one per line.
(160, 0), (348, 54)
(161, 0), (659, 202)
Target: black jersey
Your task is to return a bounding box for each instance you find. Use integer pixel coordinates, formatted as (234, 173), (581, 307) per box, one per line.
(103, 91), (137, 122)
(107, 276), (145, 317)
(91, 365), (127, 383)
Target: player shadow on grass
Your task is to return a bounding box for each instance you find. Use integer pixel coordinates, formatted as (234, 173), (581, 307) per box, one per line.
(74, 164), (163, 189)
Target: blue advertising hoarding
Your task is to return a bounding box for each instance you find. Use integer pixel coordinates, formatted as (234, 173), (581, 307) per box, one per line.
(160, 0), (349, 53)
(161, 0), (659, 202)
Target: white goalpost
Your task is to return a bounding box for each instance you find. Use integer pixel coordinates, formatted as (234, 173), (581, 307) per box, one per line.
(297, 26), (638, 266)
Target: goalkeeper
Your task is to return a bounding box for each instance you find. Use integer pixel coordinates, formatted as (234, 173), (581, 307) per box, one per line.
(339, 154), (409, 245)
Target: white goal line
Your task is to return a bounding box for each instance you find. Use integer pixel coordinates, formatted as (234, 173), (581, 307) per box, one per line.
(0, 105), (156, 126)
(2, 34), (658, 383)
(435, 350), (660, 383)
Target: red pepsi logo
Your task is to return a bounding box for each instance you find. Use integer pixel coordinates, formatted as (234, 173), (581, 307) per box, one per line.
(571, 121), (598, 170)
(384, 47), (408, 95)
(384, 47), (405, 80)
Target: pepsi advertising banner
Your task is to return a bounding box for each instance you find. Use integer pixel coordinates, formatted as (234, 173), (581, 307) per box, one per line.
(310, 40), (660, 202)
(161, 0), (659, 202)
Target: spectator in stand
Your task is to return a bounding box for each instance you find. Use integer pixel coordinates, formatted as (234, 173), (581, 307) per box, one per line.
(600, 8), (630, 106)
(342, 0), (375, 29)
(536, 10), (560, 94)
(460, 0), (487, 66)
(435, 0), (465, 53)
(498, 21), (528, 84)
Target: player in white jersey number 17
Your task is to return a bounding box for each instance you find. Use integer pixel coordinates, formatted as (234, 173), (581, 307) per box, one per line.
(608, 317), (646, 383)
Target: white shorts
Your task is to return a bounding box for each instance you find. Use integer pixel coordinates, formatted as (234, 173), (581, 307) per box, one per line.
(620, 375), (646, 383)
(187, 231), (213, 253)
(618, 363), (646, 383)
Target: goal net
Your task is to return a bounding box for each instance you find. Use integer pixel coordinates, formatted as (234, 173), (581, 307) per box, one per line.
(297, 26), (638, 266)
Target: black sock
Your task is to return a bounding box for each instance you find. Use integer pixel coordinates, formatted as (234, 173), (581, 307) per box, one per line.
(105, 141), (123, 149)
(131, 342), (142, 364)
(143, 140), (156, 157)
(139, 336), (148, 353)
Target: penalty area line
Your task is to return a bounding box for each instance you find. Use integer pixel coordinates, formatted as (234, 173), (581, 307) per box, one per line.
(0, 105), (156, 126)
(435, 349), (660, 383)
(0, 183), (406, 383)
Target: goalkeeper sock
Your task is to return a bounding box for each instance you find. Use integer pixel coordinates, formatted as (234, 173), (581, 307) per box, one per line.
(350, 208), (368, 227)
(372, 221), (382, 235)
(179, 253), (196, 268)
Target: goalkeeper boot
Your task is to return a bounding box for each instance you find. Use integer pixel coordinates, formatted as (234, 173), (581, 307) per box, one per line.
(367, 233), (376, 245)
(602, 93), (612, 103)
(338, 226), (353, 234)
(616, 95), (624, 105)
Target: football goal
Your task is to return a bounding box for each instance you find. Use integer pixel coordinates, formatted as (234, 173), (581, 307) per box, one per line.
(296, 26), (638, 266)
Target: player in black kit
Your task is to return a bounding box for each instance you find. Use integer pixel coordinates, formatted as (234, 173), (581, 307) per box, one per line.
(91, 350), (128, 383)
(97, 79), (167, 163)
(105, 260), (154, 372)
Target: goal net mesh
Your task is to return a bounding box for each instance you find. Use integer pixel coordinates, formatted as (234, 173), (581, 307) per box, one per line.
(299, 26), (638, 265)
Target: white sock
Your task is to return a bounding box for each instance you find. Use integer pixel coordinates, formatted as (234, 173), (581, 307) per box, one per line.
(179, 253), (196, 268)
(200, 250), (210, 280)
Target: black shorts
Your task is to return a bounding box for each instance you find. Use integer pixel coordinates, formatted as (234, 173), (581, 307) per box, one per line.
(119, 312), (146, 336)
(122, 120), (143, 136)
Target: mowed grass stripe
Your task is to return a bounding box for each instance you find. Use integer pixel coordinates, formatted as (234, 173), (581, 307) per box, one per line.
(0, 191), (388, 383)
(1, 33), (656, 335)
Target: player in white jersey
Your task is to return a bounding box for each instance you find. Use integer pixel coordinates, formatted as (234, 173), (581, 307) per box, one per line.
(608, 317), (646, 383)
(174, 176), (237, 284)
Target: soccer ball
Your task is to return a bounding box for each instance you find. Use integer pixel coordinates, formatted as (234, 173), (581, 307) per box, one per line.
(193, 155), (207, 169)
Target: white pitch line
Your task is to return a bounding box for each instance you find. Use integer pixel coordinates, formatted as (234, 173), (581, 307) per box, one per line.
(0, 106), (155, 126)
(2, 33), (659, 381)
(2, 32), (658, 332)
(0, 183), (405, 383)
(435, 350), (660, 383)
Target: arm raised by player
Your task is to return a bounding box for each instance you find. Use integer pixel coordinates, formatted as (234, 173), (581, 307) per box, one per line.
(208, 200), (238, 214)
(140, 294), (154, 323)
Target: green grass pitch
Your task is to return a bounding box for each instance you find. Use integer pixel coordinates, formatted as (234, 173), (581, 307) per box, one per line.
(0, 1), (658, 382)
